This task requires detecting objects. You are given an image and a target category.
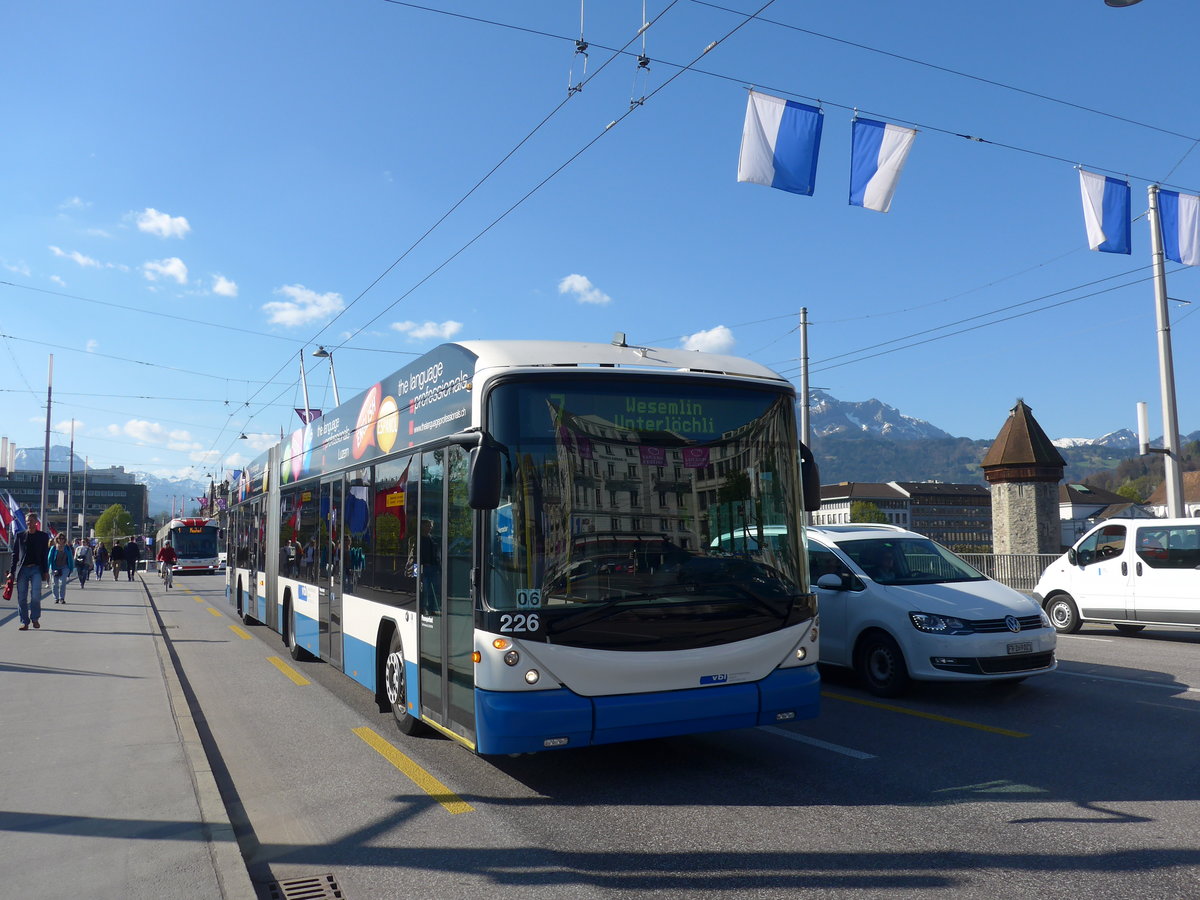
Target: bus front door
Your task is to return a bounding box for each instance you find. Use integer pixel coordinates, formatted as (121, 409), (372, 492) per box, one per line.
(319, 477), (344, 670)
(418, 447), (477, 747)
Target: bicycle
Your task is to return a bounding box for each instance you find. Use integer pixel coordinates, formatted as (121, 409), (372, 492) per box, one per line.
(160, 561), (174, 590)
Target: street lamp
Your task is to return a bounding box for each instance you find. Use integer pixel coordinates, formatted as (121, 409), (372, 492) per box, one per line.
(1104, 1), (1143, 6)
(312, 346), (341, 406)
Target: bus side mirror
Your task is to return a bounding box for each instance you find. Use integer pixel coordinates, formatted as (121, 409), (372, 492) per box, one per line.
(468, 444), (501, 510)
(800, 442), (821, 512)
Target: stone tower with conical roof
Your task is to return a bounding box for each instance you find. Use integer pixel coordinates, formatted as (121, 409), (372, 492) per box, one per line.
(981, 399), (1066, 554)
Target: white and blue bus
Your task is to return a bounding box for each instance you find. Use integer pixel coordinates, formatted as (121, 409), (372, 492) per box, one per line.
(156, 517), (221, 574)
(226, 340), (821, 755)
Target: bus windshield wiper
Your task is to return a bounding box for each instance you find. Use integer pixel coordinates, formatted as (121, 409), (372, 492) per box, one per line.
(547, 589), (686, 635)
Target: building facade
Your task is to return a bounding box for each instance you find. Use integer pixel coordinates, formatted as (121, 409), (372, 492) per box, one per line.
(0, 467), (148, 540)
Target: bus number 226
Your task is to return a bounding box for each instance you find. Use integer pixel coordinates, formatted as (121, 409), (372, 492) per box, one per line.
(500, 613), (539, 633)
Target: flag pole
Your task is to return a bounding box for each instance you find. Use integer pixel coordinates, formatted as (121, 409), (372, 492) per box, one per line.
(40, 354), (53, 523)
(1146, 184), (1184, 518)
(66, 419), (75, 543)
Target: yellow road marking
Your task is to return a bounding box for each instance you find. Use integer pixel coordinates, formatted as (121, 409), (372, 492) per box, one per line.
(194, 596), (205, 603)
(206, 606), (222, 617)
(822, 691), (1029, 738)
(267, 656), (310, 686)
(352, 727), (473, 814)
(229, 625), (252, 640)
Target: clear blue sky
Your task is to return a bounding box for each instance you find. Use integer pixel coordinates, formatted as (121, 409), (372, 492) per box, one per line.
(3, 0), (1198, 478)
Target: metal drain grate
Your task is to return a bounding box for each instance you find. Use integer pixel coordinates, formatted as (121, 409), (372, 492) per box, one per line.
(267, 873), (345, 900)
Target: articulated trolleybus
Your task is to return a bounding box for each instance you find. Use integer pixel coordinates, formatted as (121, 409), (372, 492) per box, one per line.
(157, 517), (221, 574)
(227, 340), (821, 755)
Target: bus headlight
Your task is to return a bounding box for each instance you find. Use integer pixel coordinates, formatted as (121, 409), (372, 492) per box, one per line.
(796, 646), (808, 661)
(503, 650), (520, 666)
(525, 669), (540, 685)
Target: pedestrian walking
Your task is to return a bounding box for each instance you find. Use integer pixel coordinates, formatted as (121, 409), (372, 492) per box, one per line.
(8, 512), (50, 630)
(109, 541), (124, 580)
(48, 533), (75, 604)
(74, 539), (93, 588)
(95, 542), (108, 577)
(124, 537), (141, 581)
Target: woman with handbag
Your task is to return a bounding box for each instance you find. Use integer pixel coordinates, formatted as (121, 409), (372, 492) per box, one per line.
(9, 513), (51, 629)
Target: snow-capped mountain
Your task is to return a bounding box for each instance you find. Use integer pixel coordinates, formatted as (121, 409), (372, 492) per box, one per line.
(808, 390), (954, 441)
(13, 445), (87, 471)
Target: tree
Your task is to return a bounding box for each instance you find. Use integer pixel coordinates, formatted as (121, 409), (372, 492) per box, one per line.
(95, 504), (134, 543)
(850, 501), (890, 524)
(1116, 483), (1145, 503)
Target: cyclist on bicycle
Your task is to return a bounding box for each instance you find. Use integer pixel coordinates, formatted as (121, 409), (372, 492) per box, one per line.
(156, 540), (178, 590)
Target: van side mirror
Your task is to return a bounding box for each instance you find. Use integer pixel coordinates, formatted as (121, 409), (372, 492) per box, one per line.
(816, 573), (844, 590)
(800, 442), (821, 512)
(1067, 548), (1078, 566)
(468, 444), (501, 510)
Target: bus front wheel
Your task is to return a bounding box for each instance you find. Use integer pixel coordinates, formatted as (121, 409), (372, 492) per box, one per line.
(385, 631), (424, 736)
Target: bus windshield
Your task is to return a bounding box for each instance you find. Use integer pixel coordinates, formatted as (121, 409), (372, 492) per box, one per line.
(170, 526), (219, 561)
(484, 376), (813, 651)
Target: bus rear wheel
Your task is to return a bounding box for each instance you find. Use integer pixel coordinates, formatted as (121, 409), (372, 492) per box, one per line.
(385, 631), (424, 736)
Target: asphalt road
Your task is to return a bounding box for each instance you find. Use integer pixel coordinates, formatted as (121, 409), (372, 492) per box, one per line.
(159, 575), (1200, 900)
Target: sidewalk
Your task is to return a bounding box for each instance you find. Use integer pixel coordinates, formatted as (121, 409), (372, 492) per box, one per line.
(0, 569), (256, 900)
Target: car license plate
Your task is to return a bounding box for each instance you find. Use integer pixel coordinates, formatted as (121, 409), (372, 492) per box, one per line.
(1007, 641), (1033, 655)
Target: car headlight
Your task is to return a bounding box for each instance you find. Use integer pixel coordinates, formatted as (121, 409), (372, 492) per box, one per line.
(909, 611), (974, 635)
(1039, 609), (1051, 628)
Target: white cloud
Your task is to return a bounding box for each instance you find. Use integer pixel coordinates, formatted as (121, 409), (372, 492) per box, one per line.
(681, 325), (735, 354)
(212, 274), (238, 297)
(49, 245), (100, 268)
(391, 320), (463, 340)
(86, 339), (98, 353)
(53, 418), (85, 435)
(59, 196), (89, 210)
(190, 449), (221, 463)
(3, 259), (31, 276)
(143, 257), (189, 285)
(49, 275), (66, 287)
(558, 273), (612, 305)
(136, 207), (191, 239)
(123, 420), (167, 443)
(263, 284), (345, 327)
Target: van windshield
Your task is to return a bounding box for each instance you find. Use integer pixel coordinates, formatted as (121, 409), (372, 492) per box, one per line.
(834, 537), (985, 585)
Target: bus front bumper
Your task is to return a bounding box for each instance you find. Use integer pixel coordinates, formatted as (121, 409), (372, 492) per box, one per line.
(473, 665), (820, 755)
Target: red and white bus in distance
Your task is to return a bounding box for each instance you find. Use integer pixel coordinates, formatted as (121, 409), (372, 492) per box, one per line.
(156, 517), (221, 574)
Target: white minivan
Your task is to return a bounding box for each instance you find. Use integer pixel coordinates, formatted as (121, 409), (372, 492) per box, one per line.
(1034, 518), (1200, 635)
(808, 525), (1057, 697)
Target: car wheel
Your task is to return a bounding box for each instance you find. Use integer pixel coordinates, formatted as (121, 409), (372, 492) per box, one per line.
(1045, 594), (1081, 634)
(856, 632), (910, 698)
(384, 631), (425, 736)
(1113, 623), (1146, 635)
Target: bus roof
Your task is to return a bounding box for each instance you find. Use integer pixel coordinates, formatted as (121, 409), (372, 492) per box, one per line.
(458, 340), (789, 385)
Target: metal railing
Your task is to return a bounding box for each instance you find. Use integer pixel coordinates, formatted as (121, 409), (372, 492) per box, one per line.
(959, 553), (1061, 592)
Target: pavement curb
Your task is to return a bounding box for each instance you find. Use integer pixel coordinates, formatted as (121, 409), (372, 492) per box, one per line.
(140, 577), (259, 900)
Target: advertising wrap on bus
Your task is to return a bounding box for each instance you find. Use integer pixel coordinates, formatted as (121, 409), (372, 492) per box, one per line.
(279, 344), (478, 485)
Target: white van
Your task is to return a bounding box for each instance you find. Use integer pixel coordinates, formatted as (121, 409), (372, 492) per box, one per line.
(1034, 518), (1200, 634)
(808, 525), (1056, 697)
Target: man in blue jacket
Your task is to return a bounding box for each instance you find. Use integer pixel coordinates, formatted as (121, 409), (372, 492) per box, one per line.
(9, 513), (51, 630)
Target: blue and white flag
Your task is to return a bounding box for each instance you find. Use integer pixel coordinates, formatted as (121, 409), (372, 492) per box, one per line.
(1158, 189), (1200, 267)
(849, 118), (917, 213)
(1078, 169), (1130, 255)
(737, 90), (823, 196)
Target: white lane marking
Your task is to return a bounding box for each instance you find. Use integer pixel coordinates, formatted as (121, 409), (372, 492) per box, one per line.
(1054, 668), (1200, 694)
(759, 726), (876, 759)
(1058, 635), (1113, 643)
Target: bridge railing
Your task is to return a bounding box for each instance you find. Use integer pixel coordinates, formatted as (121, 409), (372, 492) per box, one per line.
(958, 553), (1061, 592)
